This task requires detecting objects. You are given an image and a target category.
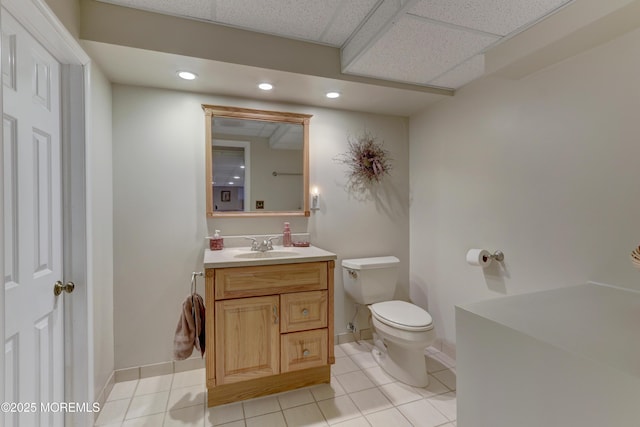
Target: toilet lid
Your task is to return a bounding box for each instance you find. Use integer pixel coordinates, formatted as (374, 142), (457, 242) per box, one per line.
(370, 300), (433, 331)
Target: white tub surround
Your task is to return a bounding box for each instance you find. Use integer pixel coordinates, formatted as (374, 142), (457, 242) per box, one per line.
(456, 283), (640, 427)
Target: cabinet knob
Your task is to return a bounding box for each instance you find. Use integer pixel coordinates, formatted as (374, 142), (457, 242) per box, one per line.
(302, 349), (310, 357)
(301, 308), (309, 317)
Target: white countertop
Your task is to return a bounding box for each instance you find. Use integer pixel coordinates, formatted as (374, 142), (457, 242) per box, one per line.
(458, 283), (640, 378)
(204, 245), (337, 268)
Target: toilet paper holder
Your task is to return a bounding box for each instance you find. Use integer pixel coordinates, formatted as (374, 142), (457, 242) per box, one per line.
(485, 251), (504, 262)
(467, 248), (505, 267)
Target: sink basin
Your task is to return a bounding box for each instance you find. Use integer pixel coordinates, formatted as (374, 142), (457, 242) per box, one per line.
(233, 250), (300, 259)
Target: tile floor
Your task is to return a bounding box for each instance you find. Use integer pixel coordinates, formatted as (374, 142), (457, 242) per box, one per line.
(95, 341), (457, 427)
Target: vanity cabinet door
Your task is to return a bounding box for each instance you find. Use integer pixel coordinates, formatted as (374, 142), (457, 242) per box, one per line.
(215, 295), (280, 385)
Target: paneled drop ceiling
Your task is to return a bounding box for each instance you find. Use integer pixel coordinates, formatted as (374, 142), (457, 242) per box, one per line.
(83, 0), (640, 115)
(96, 0), (573, 90)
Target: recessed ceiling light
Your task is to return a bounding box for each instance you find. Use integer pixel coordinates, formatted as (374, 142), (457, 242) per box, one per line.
(326, 91), (340, 99)
(240, 165), (245, 169)
(233, 176), (241, 179)
(258, 83), (273, 91)
(228, 181), (234, 185)
(177, 71), (197, 80)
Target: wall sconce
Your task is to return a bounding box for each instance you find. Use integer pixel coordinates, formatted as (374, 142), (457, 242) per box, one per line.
(310, 187), (320, 211)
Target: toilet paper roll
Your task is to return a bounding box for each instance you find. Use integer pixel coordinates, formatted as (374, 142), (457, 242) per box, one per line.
(466, 249), (492, 267)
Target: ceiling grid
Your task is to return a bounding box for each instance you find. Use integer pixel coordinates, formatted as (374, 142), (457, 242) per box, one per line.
(97, 0), (574, 90)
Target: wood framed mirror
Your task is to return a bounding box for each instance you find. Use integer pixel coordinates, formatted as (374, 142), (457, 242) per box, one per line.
(203, 105), (312, 217)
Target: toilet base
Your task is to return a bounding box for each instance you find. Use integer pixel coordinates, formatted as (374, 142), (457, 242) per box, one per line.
(371, 335), (429, 388)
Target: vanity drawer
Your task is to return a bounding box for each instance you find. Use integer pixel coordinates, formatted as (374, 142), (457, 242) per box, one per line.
(281, 329), (328, 372)
(214, 262), (327, 299)
(280, 291), (328, 333)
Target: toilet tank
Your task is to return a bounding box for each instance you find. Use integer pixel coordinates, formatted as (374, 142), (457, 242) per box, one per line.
(341, 256), (399, 304)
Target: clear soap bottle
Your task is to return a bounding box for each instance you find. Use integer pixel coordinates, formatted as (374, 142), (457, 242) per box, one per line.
(283, 222), (292, 247)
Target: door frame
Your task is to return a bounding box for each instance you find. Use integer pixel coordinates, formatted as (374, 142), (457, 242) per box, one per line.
(1, 0), (92, 425)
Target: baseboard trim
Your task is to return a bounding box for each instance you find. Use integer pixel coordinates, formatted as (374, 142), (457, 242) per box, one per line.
(106, 337), (455, 388)
(113, 356), (206, 383)
(336, 329), (373, 344)
(438, 338), (456, 360)
(337, 332), (457, 361)
(94, 371), (114, 421)
(442, 341), (456, 360)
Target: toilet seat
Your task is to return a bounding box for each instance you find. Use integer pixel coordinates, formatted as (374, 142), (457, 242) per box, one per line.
(370, 300), (433, 332)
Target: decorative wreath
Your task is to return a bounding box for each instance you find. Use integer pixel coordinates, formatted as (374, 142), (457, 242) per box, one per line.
(336, 131), (392, 185)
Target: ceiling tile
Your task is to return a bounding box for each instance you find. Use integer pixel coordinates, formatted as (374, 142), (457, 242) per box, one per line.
(320, 0), (380, 46)
(213, 0), (345, 44)
(343, 15), (498, 85)
(408, 0), (573, 36)
(98, 0), (214, 21)
(428, 54), (485, 89)
(341, 0), (410, 68)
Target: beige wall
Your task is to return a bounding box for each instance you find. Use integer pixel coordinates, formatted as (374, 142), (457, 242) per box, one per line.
(410, 26), (640, 350)
(112, 84), (410, 369)
(44, 0), (80, 39)
(88, 62), (114, 397)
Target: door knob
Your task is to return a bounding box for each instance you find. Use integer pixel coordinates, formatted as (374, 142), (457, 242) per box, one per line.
(53, 281), (75, 296)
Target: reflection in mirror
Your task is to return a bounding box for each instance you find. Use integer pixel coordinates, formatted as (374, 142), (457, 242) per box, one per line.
(212, 141), (248, 212)
(204, 105), (311, 217)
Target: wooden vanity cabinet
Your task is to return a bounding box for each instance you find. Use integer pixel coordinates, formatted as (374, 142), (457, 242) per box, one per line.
(205, 260), (335, 407)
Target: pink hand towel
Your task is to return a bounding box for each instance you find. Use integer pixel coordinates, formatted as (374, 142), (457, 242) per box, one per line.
(173, 293), (205, 360)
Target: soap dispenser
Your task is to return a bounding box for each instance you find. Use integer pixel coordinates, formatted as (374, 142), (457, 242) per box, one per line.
(210, 230), (224, 250)
(283, 222), (292, 247)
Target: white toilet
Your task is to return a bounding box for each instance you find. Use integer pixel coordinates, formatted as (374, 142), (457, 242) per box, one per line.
(342, 256), (435, 387)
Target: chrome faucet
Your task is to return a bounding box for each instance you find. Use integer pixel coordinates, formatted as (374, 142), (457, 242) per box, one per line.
(245, 236), (278, 252)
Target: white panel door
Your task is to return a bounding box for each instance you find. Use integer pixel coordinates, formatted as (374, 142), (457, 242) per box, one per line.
(3, 8), (64, 427)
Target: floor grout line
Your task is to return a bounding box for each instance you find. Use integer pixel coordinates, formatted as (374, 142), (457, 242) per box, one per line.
(97, 343), (456, 427)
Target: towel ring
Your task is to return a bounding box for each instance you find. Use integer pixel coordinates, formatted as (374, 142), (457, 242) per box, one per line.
(191, 271), (203, 295)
